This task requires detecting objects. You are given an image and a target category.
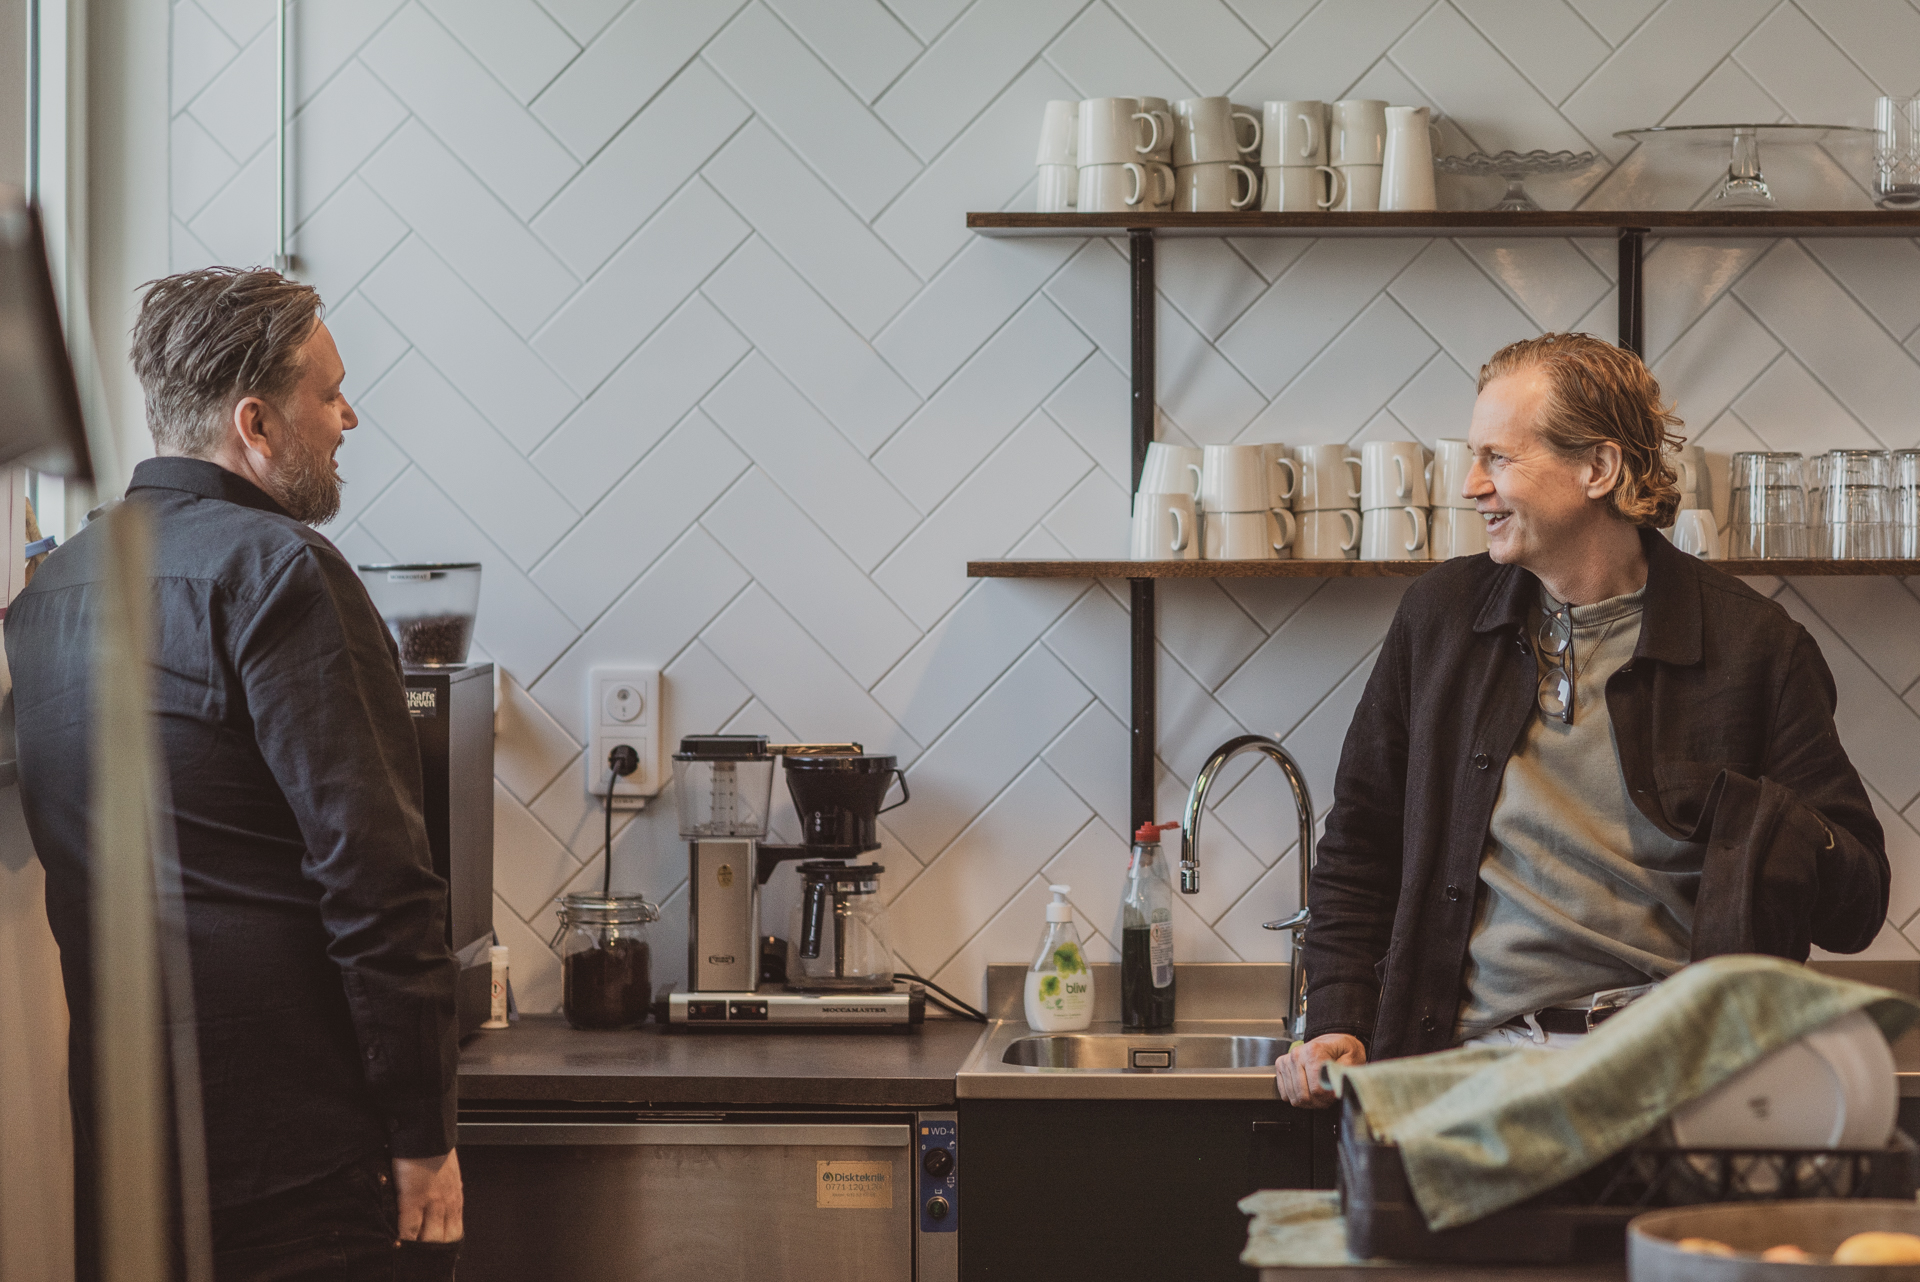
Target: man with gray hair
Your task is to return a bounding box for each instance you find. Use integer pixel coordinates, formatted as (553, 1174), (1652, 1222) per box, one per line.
(6, 267), (463, 1279)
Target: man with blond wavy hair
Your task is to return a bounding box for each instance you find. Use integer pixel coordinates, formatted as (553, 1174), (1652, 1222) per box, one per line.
(1275, 332), (1888, 1106)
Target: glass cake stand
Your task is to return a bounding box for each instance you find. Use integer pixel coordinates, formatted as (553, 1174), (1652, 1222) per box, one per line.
(1433, 149), (1598, 210)
(1614, 123), (1876, 208)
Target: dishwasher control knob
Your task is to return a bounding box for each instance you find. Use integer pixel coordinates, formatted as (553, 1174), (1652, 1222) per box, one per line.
(923, 1147), (953, 1178)
(925, 1195), (950, 1221)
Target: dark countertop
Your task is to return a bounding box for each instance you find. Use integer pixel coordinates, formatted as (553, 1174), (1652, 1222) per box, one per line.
(457, 1013), (986, 1108)
(1260, 1268), (1622, 1281)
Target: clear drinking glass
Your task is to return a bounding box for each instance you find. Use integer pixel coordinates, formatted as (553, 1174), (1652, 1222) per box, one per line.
(1810, 449), (1892, 559)
(1876, 97), (1920, 209)
(1891, 448), (1920, 558)
(1728, 451), (1807, 558)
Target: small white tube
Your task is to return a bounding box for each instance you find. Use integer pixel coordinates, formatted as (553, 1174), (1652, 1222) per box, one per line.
(483, 945), (510, 1029)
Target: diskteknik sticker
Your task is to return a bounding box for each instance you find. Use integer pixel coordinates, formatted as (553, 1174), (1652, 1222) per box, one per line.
(816, 1160), (893, 1209)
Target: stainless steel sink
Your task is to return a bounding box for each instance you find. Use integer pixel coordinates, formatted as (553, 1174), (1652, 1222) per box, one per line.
(1001, 1034), (1287, 1071)
(958, 1020), (1290, 1099)
(954, 964), (1293, 1099)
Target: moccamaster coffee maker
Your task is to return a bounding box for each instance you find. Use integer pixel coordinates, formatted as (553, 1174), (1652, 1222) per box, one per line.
(660, 735), (921, 1026)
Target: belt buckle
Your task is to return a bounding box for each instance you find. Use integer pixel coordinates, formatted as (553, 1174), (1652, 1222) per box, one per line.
(1583, 982), (1656, 1031)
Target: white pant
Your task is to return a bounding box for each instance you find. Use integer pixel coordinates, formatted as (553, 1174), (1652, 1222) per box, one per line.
(1462, 1022), (1588, 1050)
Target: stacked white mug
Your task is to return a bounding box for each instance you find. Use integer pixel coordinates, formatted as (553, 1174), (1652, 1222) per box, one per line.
(1130, 443), (1201, 562)
(1078, 98), (1170, 213)
(1360, 440), (1429, 560)
(1428, 438), (1489, 559)
(1036, 100), (1078, 212)
(1290, 443), (1362, 559)
(1200, 443), (1295, 559)
(1138, 96), (1175, 210)
(1664, 446), (1721, 559)
(1260, 100), (1337, 212)
(1171, 97), (1260, 212)
(1329, 99), (1387, 212)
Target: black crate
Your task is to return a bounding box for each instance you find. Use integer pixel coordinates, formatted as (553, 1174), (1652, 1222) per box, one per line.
(1337, 1094), (1920, 1264)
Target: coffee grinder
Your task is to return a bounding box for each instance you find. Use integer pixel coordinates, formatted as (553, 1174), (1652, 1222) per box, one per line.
(660, 735), (922, 1026)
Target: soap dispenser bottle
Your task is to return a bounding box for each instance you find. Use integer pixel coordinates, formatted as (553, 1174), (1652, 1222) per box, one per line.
(1024, 884), (1093, 1031)
(1122, 822), (1178, 1031)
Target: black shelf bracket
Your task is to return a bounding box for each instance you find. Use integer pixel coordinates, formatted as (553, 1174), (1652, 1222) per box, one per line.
(1617, 227), (1648, 356)
(1129, 227), (1156, 834)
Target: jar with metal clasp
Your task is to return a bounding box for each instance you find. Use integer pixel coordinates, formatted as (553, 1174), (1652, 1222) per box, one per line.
(551, 892), (659, 1030)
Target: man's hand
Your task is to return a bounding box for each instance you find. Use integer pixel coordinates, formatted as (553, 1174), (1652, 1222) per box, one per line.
(393, 1149), (463, 1243)
(1275, 1033), (1367, 1108)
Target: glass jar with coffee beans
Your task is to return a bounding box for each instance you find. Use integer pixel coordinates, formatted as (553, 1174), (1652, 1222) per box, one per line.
(551, 892), (659, 1030)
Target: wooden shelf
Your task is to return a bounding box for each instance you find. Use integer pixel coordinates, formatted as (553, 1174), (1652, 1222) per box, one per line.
(967, 210), (1920, 238)
(969, 558), (1920, 579)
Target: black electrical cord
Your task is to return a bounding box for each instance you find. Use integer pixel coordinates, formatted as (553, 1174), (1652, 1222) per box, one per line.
(602, 745), (639, 897)
(894, 970), (988, 1023)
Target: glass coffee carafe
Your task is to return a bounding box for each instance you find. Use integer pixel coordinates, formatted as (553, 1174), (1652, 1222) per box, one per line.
(786, 861), (895, 992)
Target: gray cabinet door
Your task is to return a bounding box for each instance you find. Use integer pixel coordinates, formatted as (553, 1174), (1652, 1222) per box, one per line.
(459, 1122), (913, 1281)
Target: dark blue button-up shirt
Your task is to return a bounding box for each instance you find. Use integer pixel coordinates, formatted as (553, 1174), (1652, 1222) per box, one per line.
(6, 456), (456, 1208)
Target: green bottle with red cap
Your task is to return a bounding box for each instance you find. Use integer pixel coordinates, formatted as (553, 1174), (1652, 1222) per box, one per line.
(1122, 821), (1179, 1031)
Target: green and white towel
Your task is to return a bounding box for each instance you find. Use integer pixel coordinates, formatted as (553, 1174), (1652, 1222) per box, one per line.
(1324, 955), (1920, 1231)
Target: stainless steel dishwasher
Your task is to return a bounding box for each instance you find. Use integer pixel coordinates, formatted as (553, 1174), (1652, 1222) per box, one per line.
(457, 1106), (959, 1280)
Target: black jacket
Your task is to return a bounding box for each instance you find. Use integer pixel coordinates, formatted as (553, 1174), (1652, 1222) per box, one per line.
(1303, 529), (1888, 1060)
(5, 457), (456, 1208)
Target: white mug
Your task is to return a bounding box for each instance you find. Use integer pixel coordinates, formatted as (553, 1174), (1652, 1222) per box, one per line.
(1361, 440), (1430, 509)
(1171, 97), (1260, 166)
(1430, 438), (1475, 509)
(1330, 99), (1388, 166)
(1258, 444), (1298, 509)
(1360, 506), (1429, 561)
(1175, 162), (1259, 212)
(1078, 97), (1158, 166)
(1379, 105), (1437, 211)
(1261, 165), (1336, 211)
(1333, 163), (1381, 211)
(1668, 508), (1723, 560)
(1131, 491), (1198, 561)
(1429, 506), (1490, 559)
(1136, 96), (1174, 165)
(1261, 100), (1326, 167)
(1139, 442), (1203, 501)
(1293, 444), (1362, 511)
(1673, 450), (1701, 497)
(1200, 444), (1275, 512)
(1203, 508), (1296, 560)
(1036, 163), (1077, 212)
(1295, 508), (1361, 559)
(1037, 99), (1077, 166)
(1679, 444), (1709, 506)
(1079, 161), (1157, 212)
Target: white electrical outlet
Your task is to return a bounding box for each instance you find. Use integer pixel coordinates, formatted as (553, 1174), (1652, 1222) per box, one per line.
(585, 667), (661, 808)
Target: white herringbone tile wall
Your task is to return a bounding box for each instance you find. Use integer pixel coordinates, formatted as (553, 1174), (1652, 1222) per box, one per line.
(168, 0), (1920, 1012)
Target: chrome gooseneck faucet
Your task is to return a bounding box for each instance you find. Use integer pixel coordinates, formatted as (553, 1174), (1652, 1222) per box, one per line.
(1180, 734), (1316, 1039)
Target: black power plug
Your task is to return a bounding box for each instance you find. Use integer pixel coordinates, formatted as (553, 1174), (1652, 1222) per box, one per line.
(602, 745), (640, 895)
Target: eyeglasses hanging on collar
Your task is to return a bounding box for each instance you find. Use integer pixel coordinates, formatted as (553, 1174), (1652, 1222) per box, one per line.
(1535, 600), (1575, 725)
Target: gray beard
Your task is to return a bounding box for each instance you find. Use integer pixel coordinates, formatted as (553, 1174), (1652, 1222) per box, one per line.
(265, 430), (343, 527)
